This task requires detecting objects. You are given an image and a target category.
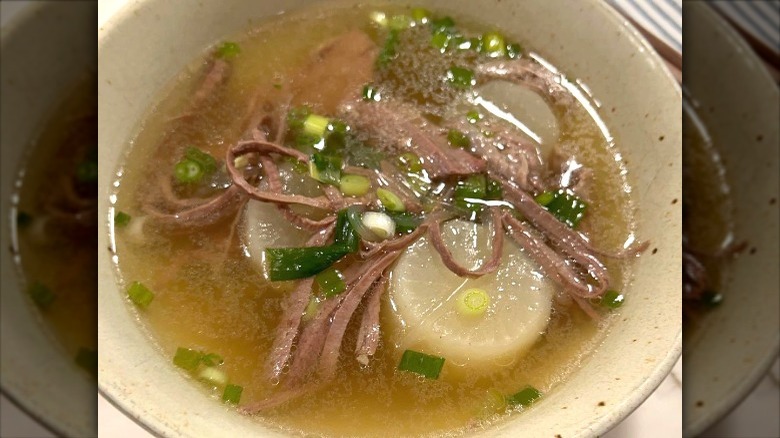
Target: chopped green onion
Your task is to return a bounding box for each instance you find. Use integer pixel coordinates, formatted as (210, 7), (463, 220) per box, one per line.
(222, 384), (243, 404)
(397, 152), (423, 173)
(273, 83), (282, 90)
(481, 32), (506, 57)
(410, 7), (431, 24)
(28, 282), (55, 309)
(447, 129), (470, 148)
(287, 106), (312, 132)
(75, 161), (98, 183)
(362, 211), (396, 239)
(601, 290), (625, 309)
(114, 211), (131, 227)
(16, 211), (32, 228)
(303, 297), (320, 322)
(174, 159), (204, 184)
(386, 211), (423, 234)
(303, 114), (330, 138)
(429, 16), (455, 33)
(536, 189), (587, 228)
(535, 191), (555, 206)
(466, 110), (483, 124)
(185, 147), (218, 175)
(431, 30), (452, 52)
(75, 348), (97, 376)
(127, 281), (154, 308)
(455, 174), (487, 199)
(507, 386), (542, 407)
(334, 208), (360, 252)
(198, 367), (228, 387)
(389, 15), (413, 30)
(377, 29), (400, 68)
(464, 36), (483, 52)
(377, 188), (406, 212)
(173, 348), (202, 372)
(266, 245), (349, 281)
(702, 291), (723, 308)
(446, 66), (475, 89)
(316, 267), (346, 298)
(486, 178), (503, 200)
(201, 353), (224, 367)
(216, 41), (240, 58)
(456, 288), (490, 316)
(362, 85), (381, 102)
(309, 153), (342, 186)
(506, 42), (523, 59)
(340, 174), (371, 197)
(398, 349), (445, 379)
(369, 11), (388, 27)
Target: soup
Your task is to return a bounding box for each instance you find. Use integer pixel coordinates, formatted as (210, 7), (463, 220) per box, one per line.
(10, 75), (97, 375)
(109, 4), (644, 436)
(681, 96), (737, 328)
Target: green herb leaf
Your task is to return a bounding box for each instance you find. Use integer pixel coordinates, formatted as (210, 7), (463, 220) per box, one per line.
(114, 211), (131, 227)
(222, 384), (243, 404)
(309, 153), (342, 186)
(398, 349), (445, 379)
(173, 348), (203, 372)
(127, 281), (154, 309)
(507, 386), (542, 407)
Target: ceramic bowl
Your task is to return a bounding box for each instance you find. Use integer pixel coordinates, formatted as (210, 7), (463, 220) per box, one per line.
(682, 4), (780, 437)
(0, 2), (96, 437)
(98, 0), (682, 436)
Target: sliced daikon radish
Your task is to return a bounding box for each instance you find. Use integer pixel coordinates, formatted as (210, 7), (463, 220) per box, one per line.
(241, 163), (320, 273)
(474, 80), (559, 157)
(387, 219), (555, 371)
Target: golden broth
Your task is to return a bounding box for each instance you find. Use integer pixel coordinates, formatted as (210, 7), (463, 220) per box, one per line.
(11, 75), (97, 373)
(111, 4), (637, 436)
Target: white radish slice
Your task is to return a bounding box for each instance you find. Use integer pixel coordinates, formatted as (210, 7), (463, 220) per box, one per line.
(386, 219), (555, 372)
(241, 163), (321, 275)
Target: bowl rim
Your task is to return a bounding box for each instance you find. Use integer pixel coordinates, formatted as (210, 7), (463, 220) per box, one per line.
(682, 3), (780, 436)
(96, 0), (682, 436)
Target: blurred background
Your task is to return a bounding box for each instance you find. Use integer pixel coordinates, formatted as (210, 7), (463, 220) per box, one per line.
(1, 0), (778, 437)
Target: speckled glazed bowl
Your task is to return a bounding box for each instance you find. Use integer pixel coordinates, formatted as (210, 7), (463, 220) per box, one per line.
(0, 2), (95, 437)
(98, 0), (682, 436)
(682, 4), (780, 437)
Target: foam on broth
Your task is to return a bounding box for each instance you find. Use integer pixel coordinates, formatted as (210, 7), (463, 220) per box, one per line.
(110, 4), (637, 436)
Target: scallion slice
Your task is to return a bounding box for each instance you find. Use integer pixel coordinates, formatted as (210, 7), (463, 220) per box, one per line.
(362, 211), (396, 240)
(466, 110), (483, 124)
(446, 66), (475, 89)
(316, 267), (346, 298)
(198, 367), (228, 387)
(397, 152), (423, 173)
(377, 29), (400, 68)
(266, 246), (349, 281)
(222, 384), (243, 404)
(506, 386), (542, 407)
(114, 211), (131, 227)
(506, 42), (523, 59)
(456, 288), (490, 316)
(127, 281), (154, 308)
(481, 32), (506, 57)
(185, 147), (218, 175)
(388, 15), (413, 30)
(28, 282), (55, 309)
(303, 114), (330, 138)
(216, 41), (240, 58)
(447, 129), (470, 148)
(340, 174), (371, 197)
(431, 30), (452, 52)
(411, 7), (431, 24)
(601, 290), (625, 309)
(174, 159), (204, 184)
(173, 348), (202, 372)
(362, 85), (381, 102)
(201, 353), (224, 367)
(398, 349), (445, 379)
(386, 211), (423, 234)
(377, 188), (405, 212)
(309, 153), (342, 186)
(536, 189), (587, 228)
(429, 16), (455, 33)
